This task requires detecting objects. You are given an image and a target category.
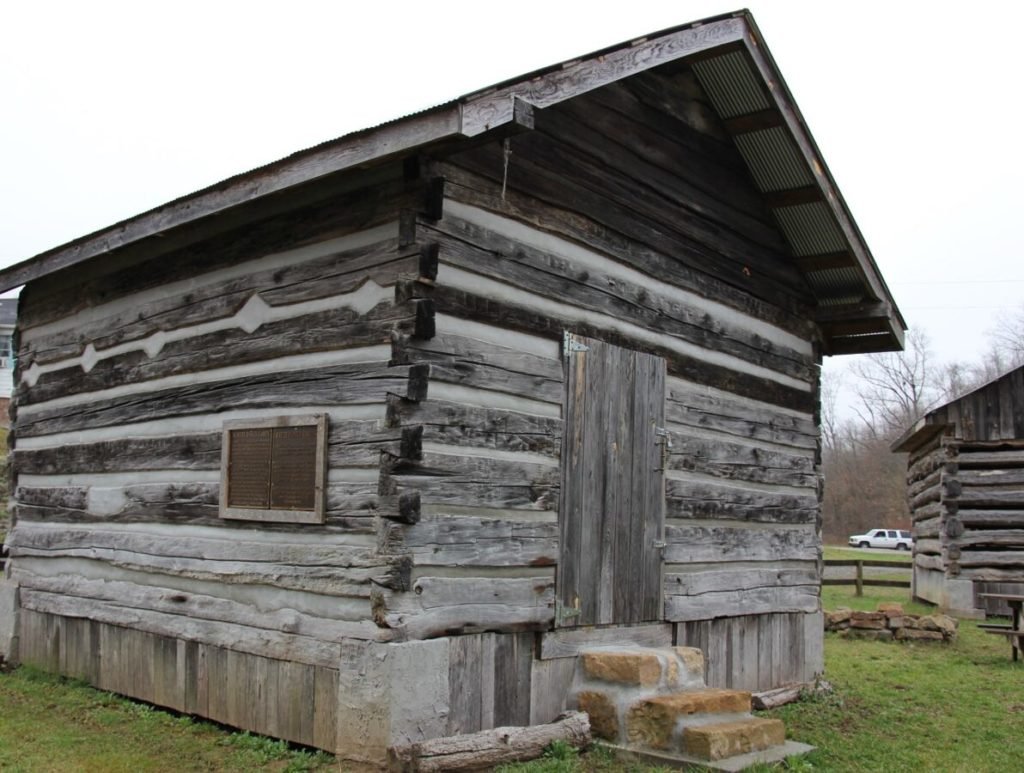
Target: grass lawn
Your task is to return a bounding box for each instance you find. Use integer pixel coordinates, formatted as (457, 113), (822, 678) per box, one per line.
(0, 667), (332, 772)
(2, 586), (1019, 772)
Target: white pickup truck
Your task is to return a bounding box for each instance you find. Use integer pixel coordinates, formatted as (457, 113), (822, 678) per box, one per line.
(848, 528), (913, 550)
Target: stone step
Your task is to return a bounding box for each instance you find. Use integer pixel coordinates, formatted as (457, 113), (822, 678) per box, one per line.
(682, 717), (787, 761)
(625, 689), (752, 750)
(579, 646), (704, 689)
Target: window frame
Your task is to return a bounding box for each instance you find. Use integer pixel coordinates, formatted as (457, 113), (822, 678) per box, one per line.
(219, 414), (328, 524)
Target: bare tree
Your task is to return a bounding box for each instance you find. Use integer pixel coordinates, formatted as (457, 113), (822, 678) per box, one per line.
(850, 328), (938, 439)
(990, 302), (1024, 370)
(820, 369), (842, 455)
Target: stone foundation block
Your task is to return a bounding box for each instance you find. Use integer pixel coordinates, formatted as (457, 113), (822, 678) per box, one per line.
(673, 647), (704, 682)
(576, 690), (618, 740)
(682, 717), (786, 761)
(626, 689), (751, 749)
(849, 612), (886, 629)
(581, 649), (662, 687)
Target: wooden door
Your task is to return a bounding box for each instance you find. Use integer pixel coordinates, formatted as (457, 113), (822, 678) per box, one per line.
(557, 333), (667, 627)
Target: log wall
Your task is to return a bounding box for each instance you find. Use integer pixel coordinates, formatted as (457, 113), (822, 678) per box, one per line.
(907, 435), (1024, 615)
(7, 169), (443, 665)
(374, 67), (823, 644)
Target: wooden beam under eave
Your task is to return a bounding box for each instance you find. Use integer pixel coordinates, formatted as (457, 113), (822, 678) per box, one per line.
(794, 251), (857, 273)
(722, 108), (784, 134)
(820, 317), (893, 338)
(827, 333), (903, 356)
(764, 185), (823, 209)
(815, 300), (891, 324)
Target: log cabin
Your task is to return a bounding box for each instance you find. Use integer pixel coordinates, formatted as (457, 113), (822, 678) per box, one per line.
(893, 365), (1024, 618)
(0, 10), (905, 764)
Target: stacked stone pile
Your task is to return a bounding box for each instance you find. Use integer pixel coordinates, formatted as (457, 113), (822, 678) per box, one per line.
(824, 603), (957, 642)
(570, 646), (808, 765)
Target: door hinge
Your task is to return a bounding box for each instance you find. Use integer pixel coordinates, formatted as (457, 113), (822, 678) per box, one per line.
(563, 332), (589, 358)
(655, 426), (672, 471)
(555, 598), (582, 623)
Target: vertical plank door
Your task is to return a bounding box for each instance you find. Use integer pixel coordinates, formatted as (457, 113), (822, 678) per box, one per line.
(557, 333), (666, 627)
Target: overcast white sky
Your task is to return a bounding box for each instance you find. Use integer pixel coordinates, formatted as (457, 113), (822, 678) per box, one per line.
(3, 0), (1023, 409)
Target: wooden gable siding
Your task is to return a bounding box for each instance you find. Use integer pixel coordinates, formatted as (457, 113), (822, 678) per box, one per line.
(6, 172), (451, 661)
(932, 367), (1024, 443)
(373, 68), (822, 638)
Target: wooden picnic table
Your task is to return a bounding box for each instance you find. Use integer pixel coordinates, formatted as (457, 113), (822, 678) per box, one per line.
(977, 593), (1024, 662)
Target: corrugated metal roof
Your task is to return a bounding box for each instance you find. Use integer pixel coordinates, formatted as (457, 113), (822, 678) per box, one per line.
(691, 50), (771, 119)
(733, 127), (814, 192)
(772, 202), (848, 256)
(803, 267), (866, 306)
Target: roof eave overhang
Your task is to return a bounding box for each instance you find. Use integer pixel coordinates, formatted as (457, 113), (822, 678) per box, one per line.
(891, 417), (949, 454)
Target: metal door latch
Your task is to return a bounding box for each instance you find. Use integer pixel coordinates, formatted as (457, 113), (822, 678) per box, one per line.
(652, 540), (667, 550)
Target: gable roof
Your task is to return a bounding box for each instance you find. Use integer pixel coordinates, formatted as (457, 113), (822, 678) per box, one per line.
(0, 10), (904, 355)
(892, 364), (1024, 452)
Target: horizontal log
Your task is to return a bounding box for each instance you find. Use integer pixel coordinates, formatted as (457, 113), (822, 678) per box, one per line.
(914, 516), (942, 539)
(377, 599), (553, 640)
(422, 214), (812, 382)
(17, 362), (407, 438)
(914, 538), (943, 555)
(957, 566), (1024, 582)
(957, 490), (1024, 509)
(386, 397), (562, 457)
(906, 467), (942, 500)
(666, 432), (816, 489)
(381, 516), (558, 568)
(455, 117), (809, 306)
(958, 450), (1024, 468)
(437, 163), (813, 339)
(957, 551), (1024, 568)
(958, 469), (1024, 487)
(21, 301), (414, 407)
(957, 509), (1024, 528)
(18, 175), (414, 332)
(14, 570), (378, 641)
(955, 530), (1024, 548)
(19, 588), (384, 667)
(417, 283), (814, 412)
(665, 379), (816, 450)
(665, 477), (817, 524)
(7, 521), (382, 567)
(665, 585), (820, 621)
(663, 523), (818, 563)
(906, 445), (956, 482)
(664, 566), (819, 595)
(914, 553), (945, 572)
(388, 711), (590, 772)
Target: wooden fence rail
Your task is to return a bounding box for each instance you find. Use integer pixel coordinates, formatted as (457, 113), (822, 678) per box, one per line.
(822, 559), (911, 596)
